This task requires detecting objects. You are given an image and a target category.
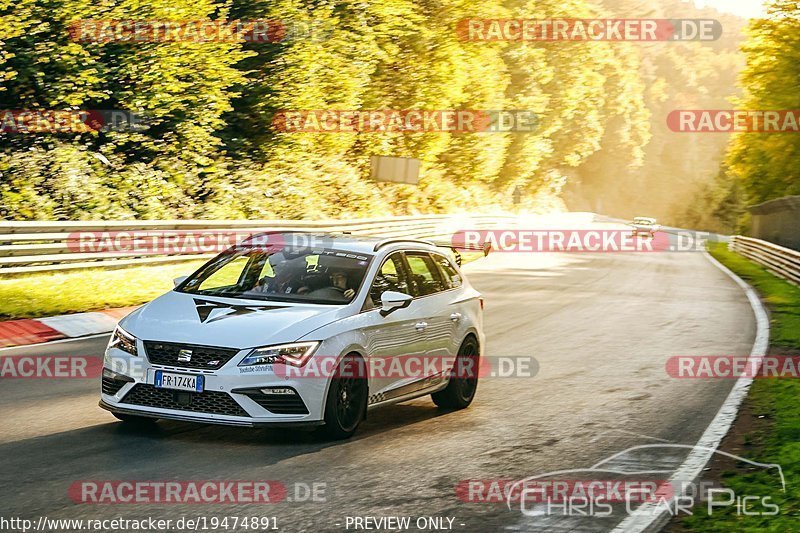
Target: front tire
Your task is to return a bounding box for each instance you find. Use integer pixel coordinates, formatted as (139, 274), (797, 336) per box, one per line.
(322, 354), (368, 439)
(432, 336), (479, 409)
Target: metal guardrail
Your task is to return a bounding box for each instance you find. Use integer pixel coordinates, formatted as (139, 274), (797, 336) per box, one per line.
(730, 235), (800, 285)
(0, 215), (518, 275)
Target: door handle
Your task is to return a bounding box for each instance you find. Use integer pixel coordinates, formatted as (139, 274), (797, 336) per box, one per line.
(415, 322), (428, 331)
(450, 313), (462, 322)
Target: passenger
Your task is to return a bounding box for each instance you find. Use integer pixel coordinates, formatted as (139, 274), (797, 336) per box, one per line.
(254, 254), (303, 294)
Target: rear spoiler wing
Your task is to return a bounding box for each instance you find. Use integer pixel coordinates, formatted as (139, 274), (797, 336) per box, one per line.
(429, 241), (492, 267)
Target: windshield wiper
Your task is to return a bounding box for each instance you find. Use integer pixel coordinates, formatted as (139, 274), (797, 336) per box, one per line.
(184, 289), (251, 299)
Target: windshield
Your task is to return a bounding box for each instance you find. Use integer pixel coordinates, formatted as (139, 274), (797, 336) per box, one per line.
(177, 247), (373, 305)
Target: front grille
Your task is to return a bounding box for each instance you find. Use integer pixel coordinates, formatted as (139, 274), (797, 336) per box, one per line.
(101, 376), (128, 396)
(143, 341), (239, 370)
(240, 390), (309, 415)
(121, 384), (249, 417)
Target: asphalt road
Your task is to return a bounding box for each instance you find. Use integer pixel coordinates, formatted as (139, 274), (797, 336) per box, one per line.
(0, 234), (756, 532)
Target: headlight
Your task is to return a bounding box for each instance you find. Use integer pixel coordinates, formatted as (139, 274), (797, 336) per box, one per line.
(239, 342), (319, 367)
(108, 326), (138, 356)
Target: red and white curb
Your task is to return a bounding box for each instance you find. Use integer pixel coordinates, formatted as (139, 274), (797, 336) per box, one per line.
(0, 307), (137, 348)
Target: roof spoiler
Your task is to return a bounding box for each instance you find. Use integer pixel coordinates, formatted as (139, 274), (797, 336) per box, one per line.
(429, 240), (492, 267)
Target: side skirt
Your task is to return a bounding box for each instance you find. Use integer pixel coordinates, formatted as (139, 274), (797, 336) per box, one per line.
(367, 374), (449, 410)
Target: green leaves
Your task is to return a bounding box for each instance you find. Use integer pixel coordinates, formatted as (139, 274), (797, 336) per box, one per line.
(4, 0), (731, 220)
(727, 0), (800, 205)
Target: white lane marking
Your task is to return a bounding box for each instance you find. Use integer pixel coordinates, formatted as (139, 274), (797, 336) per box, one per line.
(38, 311), (118, 337)
(0, 332), (110, 353)
(611, 250), (770, 533)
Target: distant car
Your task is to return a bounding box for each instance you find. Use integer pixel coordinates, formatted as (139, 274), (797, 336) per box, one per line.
(100, 233), (485, 439)
(630, 217), (660, 238)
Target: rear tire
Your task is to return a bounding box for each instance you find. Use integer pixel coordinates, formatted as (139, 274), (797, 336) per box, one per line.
(322, 354), (368, 439)
(432, 336), (479, 409)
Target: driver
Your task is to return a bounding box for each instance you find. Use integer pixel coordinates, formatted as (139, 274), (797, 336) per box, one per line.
(329, 270), (355, 299)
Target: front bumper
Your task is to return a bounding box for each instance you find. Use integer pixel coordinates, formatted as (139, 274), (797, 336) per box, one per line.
(101, 342), (330, 426)
(99, 400), (324, 428)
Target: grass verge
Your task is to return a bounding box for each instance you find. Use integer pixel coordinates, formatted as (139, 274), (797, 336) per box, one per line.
(0, 260), (207, 320)
(672, 242), (800, 531)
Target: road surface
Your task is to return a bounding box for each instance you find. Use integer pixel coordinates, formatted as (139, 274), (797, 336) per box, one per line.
(0, 228), (756, 532)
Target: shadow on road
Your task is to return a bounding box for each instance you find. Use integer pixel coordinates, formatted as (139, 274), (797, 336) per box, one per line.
(0, 400), (456, 485)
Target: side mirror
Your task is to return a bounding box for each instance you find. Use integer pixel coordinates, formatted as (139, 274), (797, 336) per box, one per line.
(173, 276), (189, 288)
(380, 290), (413, 317)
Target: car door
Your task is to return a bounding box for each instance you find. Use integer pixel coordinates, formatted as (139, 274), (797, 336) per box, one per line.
(429, 252), (468, 358)
(401, 251), (455, 383)
(360, 252), (430, 401)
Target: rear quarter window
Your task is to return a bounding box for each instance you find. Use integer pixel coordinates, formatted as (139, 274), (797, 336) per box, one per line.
(432, 254), (463, 289)
(405, 252), (446, 296)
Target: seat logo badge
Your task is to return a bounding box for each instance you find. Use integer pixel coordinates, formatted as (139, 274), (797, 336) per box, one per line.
(177, 349), (193, 362)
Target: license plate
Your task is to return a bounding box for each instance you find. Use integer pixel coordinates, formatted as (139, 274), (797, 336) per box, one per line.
(154, 370), (204, 393)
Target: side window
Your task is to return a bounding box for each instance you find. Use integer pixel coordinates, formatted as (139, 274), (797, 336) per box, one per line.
(432, 254), (463, 289)
(369, 253), (409, 307)
(405, 253), (445, 296)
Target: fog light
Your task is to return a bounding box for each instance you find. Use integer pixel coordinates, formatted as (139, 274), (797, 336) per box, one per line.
(102, 368), (133, 382)
(260, 388), (297, 395)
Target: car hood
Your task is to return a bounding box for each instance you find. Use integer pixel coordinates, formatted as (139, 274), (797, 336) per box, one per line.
(119, 290), (349, 349)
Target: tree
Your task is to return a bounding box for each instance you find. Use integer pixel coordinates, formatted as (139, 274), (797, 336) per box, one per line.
(727, 0), (800, 205)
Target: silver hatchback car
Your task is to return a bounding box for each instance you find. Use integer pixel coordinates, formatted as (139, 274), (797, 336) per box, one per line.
(100, 234), (485, 439)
